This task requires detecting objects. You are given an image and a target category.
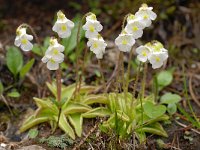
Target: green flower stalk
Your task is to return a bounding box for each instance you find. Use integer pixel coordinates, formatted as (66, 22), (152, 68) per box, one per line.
(74, 12), (93, 98)
(75, 12), (106, 97)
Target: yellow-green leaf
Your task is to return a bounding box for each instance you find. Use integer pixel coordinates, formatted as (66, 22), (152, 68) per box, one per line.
(33, 97), (59, 114)
(59, 113), (75, 139)
(83, 95), (108, 105)
(82, 107), (111, 118)
(6, 46), (23, 76)
(68, 114), (83, 137)
(20, 58), (35, 79)
(62, 102), (91, 115)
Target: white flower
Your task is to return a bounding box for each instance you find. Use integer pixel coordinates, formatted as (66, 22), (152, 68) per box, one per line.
(82, 14), (103, 38)
(87, 35), (107, 59)
(136, 41), (168, 69)
(14, 27), (33, 51)
(148, 41), (168, 69)
(125, 15), (145, 39)
(136, 45), (151, 62)
(115, 31), (135, 52)
(42, 38), (65, 70)
(148, 52), (168, 69)
(52, 10), (75, 38)
(135, 4), (157, 27)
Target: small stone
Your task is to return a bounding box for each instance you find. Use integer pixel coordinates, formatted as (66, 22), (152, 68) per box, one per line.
(191, 64), (196, 68)
(16, 145), (46, 150)
(0, 147), (6, 150)
(0, 143), (6, 147)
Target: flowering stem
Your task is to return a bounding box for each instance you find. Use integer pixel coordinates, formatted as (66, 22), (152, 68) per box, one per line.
(74, 12), (93, 98)
(121, 13), (132, 103)
(121, 13), (131, 30)
(120, 53), (127, 98)
(141, 62), (148, 99)
(105, 14), (131, 92)
(125, 48), (133, 93)
(131, 62), (142, 107)
(56, 67), (62, 129)
(139, 92), (144, 125)
(113, 51), (123, 94)
(153, 74), (158, 102)
(139, 62), (148, 125)
(56, 67), (62, 102)
(116, 52), (123, 91)
(98, 59), (106, 93)
(78, 47), (89, 94)
(120, 53), (125, 89)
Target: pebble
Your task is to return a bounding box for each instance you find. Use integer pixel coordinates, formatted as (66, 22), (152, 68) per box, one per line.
(16, 145), (46, 150)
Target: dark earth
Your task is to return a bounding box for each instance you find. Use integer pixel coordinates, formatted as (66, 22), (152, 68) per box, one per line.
(0, 0), (200, 149)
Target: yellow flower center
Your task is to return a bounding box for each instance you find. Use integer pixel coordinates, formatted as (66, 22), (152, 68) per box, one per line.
(21, 39), (28, 44)
(132, 26), (138, 31)
(89, 25), (95, 32)
(50, 58), (56, 64)
(90, 14), (96, 20)
(143, 15), (149, 19)
(53, 49), (59, 55)
(61, 25), (67, 31)
(142, 3), (148, 8)
(16, 29), (21, 36)
(128, 14), (135, 21)
(122, 39), (127, 45)
(93, 42), (98, 48)
(57, 11), (65, 20)
(154, 47), (161, 52)
(50, 39), (56, 46)
(142, 51), (147, 56)
(155, 57), (160, 62)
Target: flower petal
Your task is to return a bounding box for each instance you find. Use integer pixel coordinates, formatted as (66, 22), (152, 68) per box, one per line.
(137, 54), (148, 62)
(47, 60), (59, 70)
(67, 20), (75, 28)
(25, 34), (33, 40)
(14, 37), (21, 47)
(59, 30), (71, 38)
(41, 56), (49, 63)
(21, 41), (33, 51)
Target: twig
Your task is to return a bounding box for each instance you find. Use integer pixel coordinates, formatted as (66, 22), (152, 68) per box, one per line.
(0, 95), (13, 116)
(175, 120), (200, 135)
(103, 21), (121, 38)
(182, 64), (199, 125)
(189, 75), (200, 107)
(72, 118), (105, 150)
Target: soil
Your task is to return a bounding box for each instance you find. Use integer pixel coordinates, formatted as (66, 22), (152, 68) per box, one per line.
(0, 0), (200, 150)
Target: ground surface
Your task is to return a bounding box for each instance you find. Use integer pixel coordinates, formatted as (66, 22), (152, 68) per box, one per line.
(0, 0), (200, 150)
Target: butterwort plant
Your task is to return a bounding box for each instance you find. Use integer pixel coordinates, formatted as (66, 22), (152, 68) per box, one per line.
(100, 3), (170, 143)
(17, 11), (110, 139)
(13, 3), (173, 143)
(17, 10), (74, 137)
